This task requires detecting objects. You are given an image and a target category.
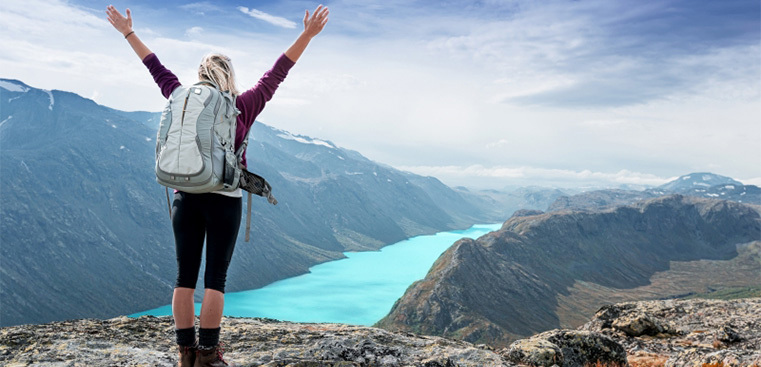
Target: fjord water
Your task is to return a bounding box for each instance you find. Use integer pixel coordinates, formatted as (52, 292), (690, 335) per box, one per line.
(131, 223), (502, 325)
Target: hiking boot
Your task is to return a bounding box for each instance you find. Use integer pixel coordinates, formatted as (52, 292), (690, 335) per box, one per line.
(194, 345), (229, 366)
(178, 345), (197, 367)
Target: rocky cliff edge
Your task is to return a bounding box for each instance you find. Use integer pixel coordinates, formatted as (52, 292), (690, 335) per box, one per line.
(1, 298), (759, 367)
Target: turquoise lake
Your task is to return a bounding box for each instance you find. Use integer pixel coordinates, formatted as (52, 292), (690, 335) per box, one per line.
(131, 223), (502, 325)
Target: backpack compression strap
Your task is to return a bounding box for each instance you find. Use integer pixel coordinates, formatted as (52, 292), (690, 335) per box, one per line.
(165, 187), (172, 219)
(245, 192), (252, 242)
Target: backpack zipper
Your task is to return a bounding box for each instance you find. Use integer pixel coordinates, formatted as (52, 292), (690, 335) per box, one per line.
(177, 92), (191, 172)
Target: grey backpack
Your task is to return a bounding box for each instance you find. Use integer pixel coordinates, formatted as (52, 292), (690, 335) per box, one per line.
(155, 81), (244, 193)
(155, 81), (277, 242)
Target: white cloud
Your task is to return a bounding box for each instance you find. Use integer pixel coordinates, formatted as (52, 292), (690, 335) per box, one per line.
(185, 26), (203, 38)
(485, 139), (510, 149)
(423, 0), (760, 109)
(136, 27), (158, 36)
(580, 119), (627, 128)
(180, 2), (222, 16)
(0, 0), (249, 112)
(268, 97), (312, 107)
(0, 0), (151, 99)
(237, 7), (297, 29)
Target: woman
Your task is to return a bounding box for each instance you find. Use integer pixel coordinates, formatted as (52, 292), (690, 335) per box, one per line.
(106, 4), (329, 366)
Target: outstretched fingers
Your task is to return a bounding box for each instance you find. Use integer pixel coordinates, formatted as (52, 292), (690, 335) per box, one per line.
(311, 4), (329, 22)
(105, 5), (132, 35)
(106, 5), (121, 21)
(304, 4), (329, 34)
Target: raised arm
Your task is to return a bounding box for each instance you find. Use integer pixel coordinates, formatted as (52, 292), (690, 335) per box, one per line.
(107, 5), (179, 98)
(237, 5), (329, 128)
(284, 5), (330, 63)
(106, 5), (152, 61)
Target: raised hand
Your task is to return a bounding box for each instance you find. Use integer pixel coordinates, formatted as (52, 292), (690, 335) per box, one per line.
(106, 5), (151, 60)
(303, 5), (329, 39)
(106, 5), (133, 36)
(285, 4), (330, 62)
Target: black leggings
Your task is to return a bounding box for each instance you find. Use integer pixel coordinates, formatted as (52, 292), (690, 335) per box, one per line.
(172, 192), (242, 293)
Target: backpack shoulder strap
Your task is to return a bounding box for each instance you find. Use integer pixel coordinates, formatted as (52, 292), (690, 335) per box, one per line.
(235, 122), (252, 160)
(195, 80), (220, 90)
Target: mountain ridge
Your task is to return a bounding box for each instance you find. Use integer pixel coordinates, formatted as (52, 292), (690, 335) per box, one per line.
(376, 195), (761, 347)
(0, 78), (505, 327)
(546, 172), (760, 213)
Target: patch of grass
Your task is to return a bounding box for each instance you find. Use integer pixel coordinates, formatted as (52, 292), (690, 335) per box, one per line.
(681, 287), (761, 300)
(629, 362), (666, 367)
(627, 353), (668, 367)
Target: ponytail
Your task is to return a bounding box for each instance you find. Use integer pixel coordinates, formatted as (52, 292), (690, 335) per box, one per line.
(198, 53), (239, 96)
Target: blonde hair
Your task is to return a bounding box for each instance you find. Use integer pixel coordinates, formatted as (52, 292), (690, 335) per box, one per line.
(198, 53), (239, 96)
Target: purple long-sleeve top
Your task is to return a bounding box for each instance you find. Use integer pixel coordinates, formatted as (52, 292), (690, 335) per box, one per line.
(142, 53), (295, 167)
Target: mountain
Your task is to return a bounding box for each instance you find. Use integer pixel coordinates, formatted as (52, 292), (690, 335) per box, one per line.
(656, 172), (760, 204)
(547, 189), (660, 212)
(659, 172), (742, 192)
(467, 186), (570, 219)
(376, 195), (761, 347)
(1, 79), (175, 327)
(547, 172), (761, 212)
(0, 79), (504, 327)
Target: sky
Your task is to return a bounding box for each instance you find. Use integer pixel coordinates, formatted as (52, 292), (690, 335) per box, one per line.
(1, 0), (759, 189)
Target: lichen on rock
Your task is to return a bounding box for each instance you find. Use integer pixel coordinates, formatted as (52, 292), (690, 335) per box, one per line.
(582, 298), (761, 367)
(0, 316), (513, 367)
(503, 329), (626, 367)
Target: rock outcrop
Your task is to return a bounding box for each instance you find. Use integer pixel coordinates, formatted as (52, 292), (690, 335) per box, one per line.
(376, 195), (761, 346)
(0, 316), (511, 367)
(582, 298), (761, 367)
(504, 329), (627, 367)
(2, 299), (758, 366)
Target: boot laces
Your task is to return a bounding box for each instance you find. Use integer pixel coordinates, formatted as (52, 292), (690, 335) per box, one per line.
(216, 345), (228, 365)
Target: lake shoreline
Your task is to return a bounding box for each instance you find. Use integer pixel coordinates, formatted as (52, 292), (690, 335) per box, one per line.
(130, 223), (503, 325)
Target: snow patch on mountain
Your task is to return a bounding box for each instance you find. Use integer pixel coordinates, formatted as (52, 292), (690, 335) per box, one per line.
(277, 132), (335, 148)
(45, 90), (54, 110)
(20, 160), (31, 174)
(0, 115), (12, 129)
(0, 80), (29, 93)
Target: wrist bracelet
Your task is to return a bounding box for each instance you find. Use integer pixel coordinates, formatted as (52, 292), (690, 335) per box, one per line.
(124, 31), (135, 39)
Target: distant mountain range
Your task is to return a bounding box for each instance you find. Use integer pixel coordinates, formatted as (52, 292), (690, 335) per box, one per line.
(0, 79), (510, 327)
(548, 172), (760, 212)
(376, 195), (761, 347)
